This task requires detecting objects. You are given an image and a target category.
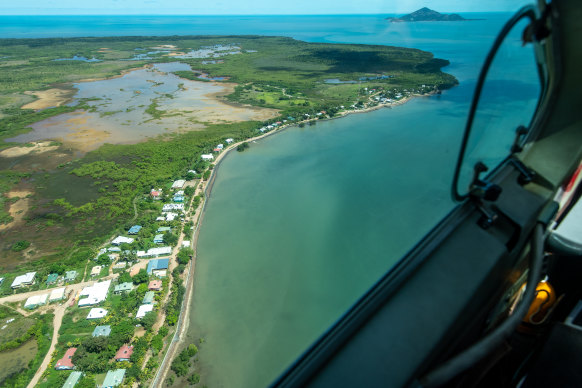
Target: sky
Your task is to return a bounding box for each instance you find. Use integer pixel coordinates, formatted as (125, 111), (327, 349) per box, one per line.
(0, 0), (524, 15)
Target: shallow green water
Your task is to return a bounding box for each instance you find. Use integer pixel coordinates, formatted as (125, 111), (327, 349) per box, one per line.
(187, 97), (462, 387)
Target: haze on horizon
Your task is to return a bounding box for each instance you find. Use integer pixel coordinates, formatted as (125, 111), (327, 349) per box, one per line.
(1, 0), (525, 15)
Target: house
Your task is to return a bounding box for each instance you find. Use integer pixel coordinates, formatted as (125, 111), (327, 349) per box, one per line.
(136, 247), (172, 259)
(64, 271), (77, 282)
(113, 262), (127, 269)
(46, 273), (59, 285)
(115, 344), (134, 362)
(175, 190), (185, 196)
(24, 294), (48, 309)
(49, 287), (66, 302)
(92, 325), (111, 337)
(150, 189), (162, 200)
(147, 258), (170, 276)
(162, 203), (184, 212)
(165, 212), (178, 221)
(225, 138), (234, 144)
(156, 216), (165, 221)
(153, 234), (164, 244)
(188, 169), (197, 175)
(142, 291), (155, 304)
(78, 280), (111, 306)
(11, 272), (36, 288)
(90, 266), (102, 277)
(101, 369), (126, 388)
(107, 247), (121, 253)
(87, 308), (108, 319)
(171, 180), (186, 189)
(63, 371), (83, 388)
(213, 147), (221, 152)
(111, 236), (134, 246)
(216, 144), (224, 150)
(201, 154), (214, 161)
(0, 278), (3, 287)
(148, 280), (163, 291)
(157, 227), (171, 233)
(128, 225), (142, 235)
(113, 282), (133, 295)
(173, 195), (184, 203)
(55, 348), (77, 370)
(136, 304), (154, 319)
(182, 240), (191, 248)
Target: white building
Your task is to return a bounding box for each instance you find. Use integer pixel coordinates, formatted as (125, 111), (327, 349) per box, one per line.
(216, 144), (224, 150)
(201, 154), (214, 161)
(165, 212), (178, 221)
(111, 236), (134, 246)
(11, 272), (36, 288)
(49, 287), (66, 302)
(225, 138), (234, 144)
(171, 180), (186, 189)
(162, 203), (184, 212)
(91, 265), (102, 277)
(87, 308), (108, 319)
(136, 304), (154, 319)
(136, 247), (172, 259)
(78, 280), (111, 306)
(24, 293), (48, 309)
(182, 240), (191, 248)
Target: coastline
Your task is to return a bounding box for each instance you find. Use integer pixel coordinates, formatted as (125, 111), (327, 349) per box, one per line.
(155, 90), (433, 386)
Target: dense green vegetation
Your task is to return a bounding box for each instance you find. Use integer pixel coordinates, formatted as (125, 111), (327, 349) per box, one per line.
(1, 313), (53, 388)
(0, 34), (456, 273)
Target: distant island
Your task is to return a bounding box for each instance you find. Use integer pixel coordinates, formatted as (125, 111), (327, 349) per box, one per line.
(387, 7), (470, 22)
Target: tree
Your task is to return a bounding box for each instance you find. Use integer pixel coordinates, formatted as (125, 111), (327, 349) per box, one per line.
(184, 186), (195, 196)
(118, 271), (132, 284)
(11, 240), (30, 252)
(142, 310), (157, 330)
(164, 232), (178, 246)
(76, 376), (97, 388)
(202, 170), (211, 181)
(96, 253), (111, 266)
(188, 373), (201, 385)
(177, 248), (193, 265)
(133, 268), (149, 284)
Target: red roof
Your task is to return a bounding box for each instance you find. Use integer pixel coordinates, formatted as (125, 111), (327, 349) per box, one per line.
(150, 190), (161, 197)
(115, 344), (134, 361)
(55, 348), (77, 370)
(149, 280), (163, 290)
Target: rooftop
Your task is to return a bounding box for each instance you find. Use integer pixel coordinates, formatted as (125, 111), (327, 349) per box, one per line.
(79, 280), (111, 306)
(55, 348), (77, 370)
(63, 371), (83, 388)
(114, 282), (133, 293)
(142, 291), (155, 304)
(147, 258), (170, 274)
(101, 369), (126, 388)
(64, 270), (77, 281)
(92, 325), (111, 337)
(136, 304), (154, 319)
(115, 344), (134, 361)
(11, 272), (36, 288)
(87, 308), (108, 319)
(148, 280), (163, 290)
(46, 273), (59, 284)
(128, 225), (142, 235)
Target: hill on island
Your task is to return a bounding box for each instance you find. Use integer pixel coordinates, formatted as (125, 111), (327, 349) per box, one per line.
(387, 7), (467, 22)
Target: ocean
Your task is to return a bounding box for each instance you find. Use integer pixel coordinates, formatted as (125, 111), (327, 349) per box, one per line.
(0, 13), (541, 387)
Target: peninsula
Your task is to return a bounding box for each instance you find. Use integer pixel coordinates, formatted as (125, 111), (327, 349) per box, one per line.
(387, 7), (467, 22)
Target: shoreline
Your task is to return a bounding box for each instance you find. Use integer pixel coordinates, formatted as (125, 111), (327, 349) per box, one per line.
(158, 90), (433, 386)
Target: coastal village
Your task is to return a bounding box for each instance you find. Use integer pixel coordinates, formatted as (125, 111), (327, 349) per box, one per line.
(0, 39), (447, 387)
(0, 83), (438, 387)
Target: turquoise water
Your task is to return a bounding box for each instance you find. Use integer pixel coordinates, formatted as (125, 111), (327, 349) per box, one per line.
(183, 13), (540, 388)
(0, 13), (541, 387)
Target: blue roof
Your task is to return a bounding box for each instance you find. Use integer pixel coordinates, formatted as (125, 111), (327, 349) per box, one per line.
(147, 258), (169, 274)
(128, 225), (142, 234)
(92, 325), (111, 337)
